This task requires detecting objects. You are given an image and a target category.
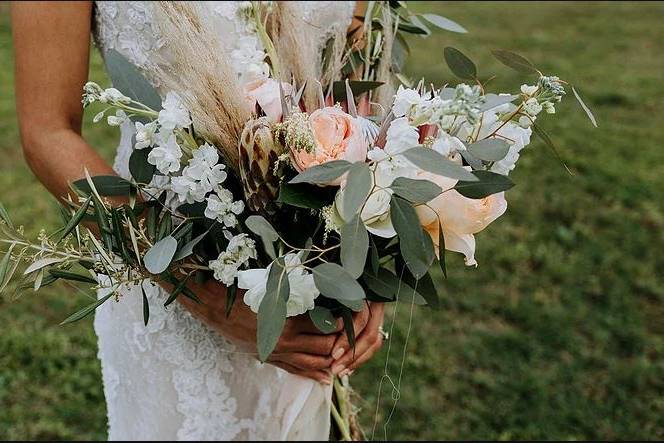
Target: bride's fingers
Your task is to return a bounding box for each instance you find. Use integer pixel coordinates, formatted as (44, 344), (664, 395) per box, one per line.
(275, 333), (337, 356)
(271, 352), (334, 371)
(270, 361), (331, 385)
(330, 306), (371, 360)
(331, 303), (385, 375)
(345, 337), (384, 373)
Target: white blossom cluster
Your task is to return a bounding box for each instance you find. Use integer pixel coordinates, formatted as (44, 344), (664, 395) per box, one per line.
(209, 233), (257, 286)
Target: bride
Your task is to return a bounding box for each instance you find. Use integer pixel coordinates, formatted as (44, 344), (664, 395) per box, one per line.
(11, 1), (386, 440)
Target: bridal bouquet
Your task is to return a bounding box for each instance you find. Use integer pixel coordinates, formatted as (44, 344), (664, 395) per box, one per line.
(0, 1), (596, 440)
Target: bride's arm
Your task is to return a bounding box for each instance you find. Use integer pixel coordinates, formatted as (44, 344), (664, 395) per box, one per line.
(11, 1), (339, 384)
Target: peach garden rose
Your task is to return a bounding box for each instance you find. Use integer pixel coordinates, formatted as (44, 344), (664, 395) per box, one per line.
(291, 106), (369, 184)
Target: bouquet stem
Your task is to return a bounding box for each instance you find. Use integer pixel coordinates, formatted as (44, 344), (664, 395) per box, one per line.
(331, 375), (362, 441)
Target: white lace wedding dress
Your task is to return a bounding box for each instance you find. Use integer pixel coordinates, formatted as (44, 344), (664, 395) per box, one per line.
(91, 1), (355, 440)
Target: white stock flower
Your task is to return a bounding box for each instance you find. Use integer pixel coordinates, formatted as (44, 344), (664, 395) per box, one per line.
(171, 144), (228, 204)
(134, 121), (158, 150)
(383, 117), (420, 155)
(490, 122), (532, 175)
(99, 87), (131, 104)
(520, 84), (539, 96)
(204, 188), (245, 227)
(238, 253), (319, 317)
(209, 233), (257, 286)
(392, 85), (422, 118)
(523, 97), (543, 117)
(431, 133), (466, 157)
(158, 92), (191, 131)
(107, 109), (128, 126)
(147, 133), (183, 174)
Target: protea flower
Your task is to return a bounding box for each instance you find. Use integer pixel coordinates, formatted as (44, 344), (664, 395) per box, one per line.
(238, 117), (285, 216)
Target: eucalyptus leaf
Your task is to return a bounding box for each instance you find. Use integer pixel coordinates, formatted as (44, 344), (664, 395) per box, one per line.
(257, 257), (290, 361)
(466, 139), (511, 162)
(480, 94), (518, 112)
(60, 293), (113, 325)
(491, 49), (539, 74)
(312, 263), (365, 301)
(309, 306), (339, 334)
(419, 13), (467, 33)
(340, 215), (369, 279)
(370, 238), (380, 276)
(73, 175), (133, 197)
(245, 215), (279, 241)
(129, 148), (156, 184)
(402, 147), (477, 181)
(143, 235), (178, 274)
(443, 47), (477, 80)
(341, 163), (372, 222)
(390, 196), (435, 279)
(438, 220), (448, 279)
(173, 230), (209, 262)
(454, 170), (515, 199)
(104, 49), (162, 110)
(572, 87), (598, 128)
(390, 177), (442, 204)
(289, 160), (352, 185)
(277, 183), (333, 209)
(362, 268), (427, 305)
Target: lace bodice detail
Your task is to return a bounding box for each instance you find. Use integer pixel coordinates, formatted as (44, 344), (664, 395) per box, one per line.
(91, 1), (354, 440)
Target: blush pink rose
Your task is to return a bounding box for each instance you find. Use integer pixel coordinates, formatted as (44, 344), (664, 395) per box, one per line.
(244, 78), (293, 123)
(291, 106), (369, 184)
(415, 171), (507, 266)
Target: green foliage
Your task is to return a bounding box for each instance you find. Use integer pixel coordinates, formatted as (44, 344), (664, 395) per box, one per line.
(1, 2), (663, 440)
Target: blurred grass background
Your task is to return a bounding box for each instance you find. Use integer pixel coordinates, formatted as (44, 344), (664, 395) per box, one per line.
(1, 1), (663, 440)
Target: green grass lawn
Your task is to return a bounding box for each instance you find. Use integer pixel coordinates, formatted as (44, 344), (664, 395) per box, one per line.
(1, 1), (663, 440)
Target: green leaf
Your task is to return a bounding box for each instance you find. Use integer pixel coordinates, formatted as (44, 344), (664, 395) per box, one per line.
(390, 177), (442, 204)
(277, 183), (333, 209)
(370, 238), (380, 276)
(340, 215), (369, 279)
(257, 257), (290, 361)
(104, 49), (162, 111)
(163, 273), (191, 307)
(143, 235), (178, 274)
(339, 298), (366, 312)
(454, 170), (515, 199)
(58, 195), (92, 243)
(73, 175), (133, 196)
(491, 49), (539, 74)
(362, 268), (427, 305)
(309, 306), (338, 334)
(340, 163), (372, 222)
(443, 47), (477, 80)
(225, 283), (238, 318)
(157, 213), (172, 241)
(341, 308), (356, 350)
(289, 160), (352, 185)
(91, 193), (114, 252)
(173, 229), (209, 262)
(0, 247), (14, 287)
(438, 220), (447, 279)
(23, 257), (63, 275)
(532, 123), (573, 175)
(332, 81), (383, 102)
(48, 269), (98, 285)
(60, 293), (113, 325)
(390, 196), (435, 279)
(245, 215), (279, 242)
(410, 271), (440, 309)
(129, 148), (156, 184)
(0, 202), (13, 228)
(572, 86), (598, 128)
(312, 263), (366, 301)
(466, 139), (511, 162)
(480, 94), (518, 112)
(402, 147), (477, 181)
(419, 13), (467, 33)
(141, 284), (150, 326)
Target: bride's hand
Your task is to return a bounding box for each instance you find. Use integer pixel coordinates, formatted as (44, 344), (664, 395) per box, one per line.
(174, 279), (341, 385)
(329, 302), (386, 377)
